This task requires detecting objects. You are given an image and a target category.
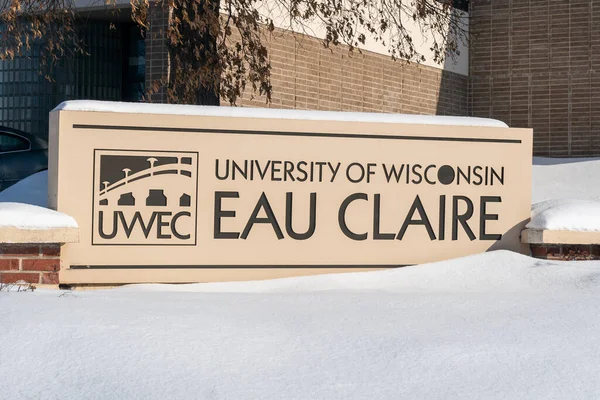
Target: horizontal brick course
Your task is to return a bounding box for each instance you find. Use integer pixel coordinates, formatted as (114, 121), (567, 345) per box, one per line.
(22, 259), (60, 272)
(41, 272), (59, 285)
(0, 244), (43, 256)
(0, 272), (42, 284)
(41, 245), (60, 257)
(0, 259), (19, 270)
(0, 244), (61, 286)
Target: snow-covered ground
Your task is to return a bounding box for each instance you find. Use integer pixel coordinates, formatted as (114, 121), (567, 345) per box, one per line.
(2, 157), (600, 399)
(530, 157), (600, 231)
(4, 251), (600, 399)
(528, 198), (600, 232)
(532, 157), (600, 202)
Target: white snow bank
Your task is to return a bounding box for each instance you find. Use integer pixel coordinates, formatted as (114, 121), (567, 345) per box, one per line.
(0, 170), (48, 207)
(4, 250), (600, 399)
(119, 250), (600, 294)
(533, 157), (600, 203)
(530, 158), (600, 231)
(54, 100), (509, 127)
(0, 202), (77, 229)
(527, 199), (600, 232)
(117, 250), (600, 293)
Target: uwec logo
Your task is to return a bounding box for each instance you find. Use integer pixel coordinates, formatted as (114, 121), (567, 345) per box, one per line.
(92, 150), (198, 245)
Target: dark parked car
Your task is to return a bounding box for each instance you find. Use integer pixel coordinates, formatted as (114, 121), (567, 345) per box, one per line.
(0, 126), (48, 191)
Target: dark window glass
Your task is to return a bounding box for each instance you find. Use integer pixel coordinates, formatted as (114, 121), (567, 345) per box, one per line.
(0, 133), (29, 152)
(122, 24), (146, 102)
(453, 0), (468, 11)
(437, 0), (468, 11)
(0, 20), (125, 141)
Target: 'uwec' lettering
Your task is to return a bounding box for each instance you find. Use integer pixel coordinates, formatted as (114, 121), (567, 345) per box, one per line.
(213, 191), (503, 242)
(98, 211), (191, 240)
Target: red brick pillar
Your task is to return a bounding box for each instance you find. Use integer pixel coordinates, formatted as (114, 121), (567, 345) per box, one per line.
(0, 244), (61, 285)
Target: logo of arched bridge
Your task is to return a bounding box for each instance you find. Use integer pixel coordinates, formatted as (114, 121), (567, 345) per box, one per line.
(92, 149), (199, 245)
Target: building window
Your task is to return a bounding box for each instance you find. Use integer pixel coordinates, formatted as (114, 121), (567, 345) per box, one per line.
(0, 20), (128, 140)
(122, 24), (146, 102)
(437, 0), (469, 12)
(453, 0), (468, 11)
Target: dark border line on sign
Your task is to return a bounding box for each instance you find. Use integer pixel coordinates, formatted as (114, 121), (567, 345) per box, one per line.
(72, 124), (522, 144)
(69, 265), (410, 269)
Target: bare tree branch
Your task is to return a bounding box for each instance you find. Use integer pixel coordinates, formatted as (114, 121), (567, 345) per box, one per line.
(1, 0), (467, 104)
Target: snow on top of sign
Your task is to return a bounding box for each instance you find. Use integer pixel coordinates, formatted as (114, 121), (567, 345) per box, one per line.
(527, 198), (600, 232)
(54, 100), (509, 128)
(0, 202), (77, 229)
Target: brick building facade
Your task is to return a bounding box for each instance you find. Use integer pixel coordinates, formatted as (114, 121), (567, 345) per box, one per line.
(147, 0), (600, 157)
(470, 0), (600, 157)
(233, 30), (468, 117)
(145, 13), (468, 117)
(5, 1), (600, 157)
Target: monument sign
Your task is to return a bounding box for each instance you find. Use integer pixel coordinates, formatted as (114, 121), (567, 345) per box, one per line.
(49, 102), (533, 284)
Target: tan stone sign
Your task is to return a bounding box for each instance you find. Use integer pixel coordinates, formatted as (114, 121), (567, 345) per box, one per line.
(49, 103), (533, 284)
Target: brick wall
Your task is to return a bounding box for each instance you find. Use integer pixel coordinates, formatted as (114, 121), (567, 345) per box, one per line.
(144, 16), (468, 116)
(470, 0), (600, 157)
(230, 29), (468, 116)
(0, 244), (60, 285)
(530, 244), (600, 261)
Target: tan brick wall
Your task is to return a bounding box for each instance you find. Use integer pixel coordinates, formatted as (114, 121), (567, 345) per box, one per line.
(0, 244), (60, 285)
(470, 0), (600, 157)
(228, 29), (468, 116)
(144, 19), (467, 116)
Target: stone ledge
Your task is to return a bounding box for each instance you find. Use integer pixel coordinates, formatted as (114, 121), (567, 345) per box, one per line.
(0, 226), (79, 244)
(521, 229), (600, 245)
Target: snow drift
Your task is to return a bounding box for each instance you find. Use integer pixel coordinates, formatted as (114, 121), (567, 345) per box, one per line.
(3, 250), (600, 399)
(528, 199), (600, 231)
(0, 170), (48, 208)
